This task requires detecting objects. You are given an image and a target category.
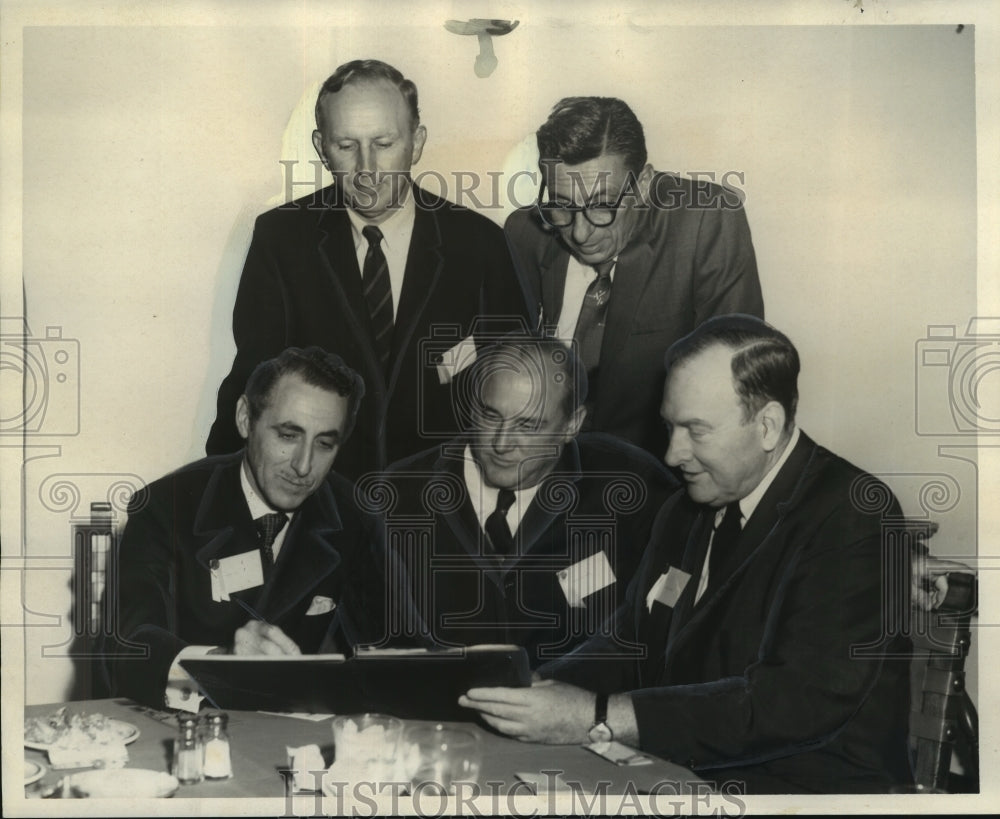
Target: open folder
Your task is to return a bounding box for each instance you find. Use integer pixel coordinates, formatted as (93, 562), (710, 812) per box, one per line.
(181, 645), (531, 720)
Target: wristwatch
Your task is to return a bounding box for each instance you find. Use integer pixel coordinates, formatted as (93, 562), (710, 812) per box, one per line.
(587, 692), (613, 743)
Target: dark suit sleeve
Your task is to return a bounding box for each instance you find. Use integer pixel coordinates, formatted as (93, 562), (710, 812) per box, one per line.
(207, 217), (289, 455)
(629, 504), (893, 770)
(104, 493), (191, 706)
(502, 208), (542, 328)
(478, 212), (531, 333)
(691, 198), (764, 323)
(539, 488), (684, 694)
(320, 482), (432, 651)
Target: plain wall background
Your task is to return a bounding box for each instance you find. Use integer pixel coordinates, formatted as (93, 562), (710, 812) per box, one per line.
(3, 9), (988, 707)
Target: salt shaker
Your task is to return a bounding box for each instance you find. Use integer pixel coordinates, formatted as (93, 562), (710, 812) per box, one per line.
(202, 711), (233, 779)
(173, 714), (203, 784)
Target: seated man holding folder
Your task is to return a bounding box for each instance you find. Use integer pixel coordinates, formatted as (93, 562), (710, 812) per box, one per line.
(460, 316), (912, 793)
(105, 347), (395, 709)
(375, 335), (676, 667)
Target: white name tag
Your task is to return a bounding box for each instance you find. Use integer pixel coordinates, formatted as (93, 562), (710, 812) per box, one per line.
(646, 566), (691, 613)
(557, 551), (616, 608)
(209, 550), (265, 602)
(435, 335), (478, 385)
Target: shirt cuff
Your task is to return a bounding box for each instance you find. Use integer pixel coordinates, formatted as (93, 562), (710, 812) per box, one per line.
(164, 645), (216, 712)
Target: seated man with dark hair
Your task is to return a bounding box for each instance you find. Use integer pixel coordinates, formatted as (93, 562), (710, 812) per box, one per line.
(460, 316), (913, 794)
(370, 335), (677, 667)
(105, 347), (397, 709)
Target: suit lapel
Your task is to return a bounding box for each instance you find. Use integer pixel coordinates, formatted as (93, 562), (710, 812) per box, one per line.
(708, 433), (815, 592)
(514, 440), (581, 558)
(389, 196), (444, 394)
(434, 447), (505, 579)
(315, 202), (386, 388)
(539, 240), (570, 326)
(661, 434), (816, 663)
(632, 495), (705, 685)
(600, 229), (655, 372)
(193, 456), (258, 570)
(659, 509), (714, 660)
(255, 478), (345, 621)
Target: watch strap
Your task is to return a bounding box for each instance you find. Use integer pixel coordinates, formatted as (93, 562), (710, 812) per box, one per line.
(594, 692), (609, 726)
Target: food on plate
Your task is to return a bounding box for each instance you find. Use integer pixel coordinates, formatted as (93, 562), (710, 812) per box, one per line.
(25, 707), (133, 747)
(25, 707), (133, 769)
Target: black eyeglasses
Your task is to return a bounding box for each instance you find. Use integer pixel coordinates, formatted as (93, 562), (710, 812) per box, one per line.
(535, 178), (631, 228)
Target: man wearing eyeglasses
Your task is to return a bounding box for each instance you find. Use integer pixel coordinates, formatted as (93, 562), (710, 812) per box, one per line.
(506, 97), (763, 463)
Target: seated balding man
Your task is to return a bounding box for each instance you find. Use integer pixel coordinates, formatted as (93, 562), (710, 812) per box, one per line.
(370, 335), (677, 667)
(461, 316), (912, 794)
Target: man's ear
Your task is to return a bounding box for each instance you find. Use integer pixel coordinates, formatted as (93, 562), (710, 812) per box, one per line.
(759, 401), (786, 452)
(235, 395), (251, 441)
(564, 404), (587, 441)
(311, 130), (327, 169)
(636, 163), (654, 204)
(411, 124), (427, 166)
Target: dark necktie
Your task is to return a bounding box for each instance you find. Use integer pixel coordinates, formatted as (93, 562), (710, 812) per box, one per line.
(573, 261), (614, 374)
(361, 225), (393, 370)
(485, 488), (517, 556)
(709, 502), (742, 583)
(255, 512), (288, 571)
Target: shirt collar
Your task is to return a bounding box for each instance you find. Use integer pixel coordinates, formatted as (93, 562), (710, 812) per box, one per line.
(240, 458), (291, 522)
(733, 426), (800, 524)
(461, 445), (544, 532)
(567, 254), (617, 282)
(345, 188), (416, 252)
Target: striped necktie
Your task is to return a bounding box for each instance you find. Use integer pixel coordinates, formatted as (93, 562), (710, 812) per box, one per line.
(361, 225), (393, 370)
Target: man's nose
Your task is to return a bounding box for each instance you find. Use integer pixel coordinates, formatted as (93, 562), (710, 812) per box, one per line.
(664, 431), (687, 468)
(570, 211), (596, 245)
(492, 425), (515, 454)
(356, 146), (376, 174)
(290, 443), (312, 476)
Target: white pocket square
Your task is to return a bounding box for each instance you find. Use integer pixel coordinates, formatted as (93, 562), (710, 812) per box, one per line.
(305, 595), (336, 616)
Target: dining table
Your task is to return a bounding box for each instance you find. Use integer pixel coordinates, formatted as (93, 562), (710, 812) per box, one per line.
(23, 697), (712, 809)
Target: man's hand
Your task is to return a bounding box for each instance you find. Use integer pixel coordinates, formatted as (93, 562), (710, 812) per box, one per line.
(231, 621), (301, 656)
(912, 556), (973, 611)
(458, 679), (593, 744)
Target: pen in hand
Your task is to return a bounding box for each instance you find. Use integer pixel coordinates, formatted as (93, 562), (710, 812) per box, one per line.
(230, 598), (301, 656)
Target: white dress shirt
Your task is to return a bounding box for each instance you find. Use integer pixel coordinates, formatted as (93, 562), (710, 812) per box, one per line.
(555, 256), (618, 341)
(240, 460), (291, 560)
(462, 446), (543, 538)
(694, 426), (801, 603)
(346, 192), (416, 321)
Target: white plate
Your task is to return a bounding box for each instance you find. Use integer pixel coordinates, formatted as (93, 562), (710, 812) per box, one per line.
(64, 768), (180, 798)
(24, 760), (46, 786)
(24, 718), (140, 751)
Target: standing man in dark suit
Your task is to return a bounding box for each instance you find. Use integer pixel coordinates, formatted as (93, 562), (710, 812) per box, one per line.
(107, 348), (395, 709)
(207, 59), (528, 479)
(506, 97), (763, 462)
(369, 336), (677, 667)
(461, 316), (912, 794)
